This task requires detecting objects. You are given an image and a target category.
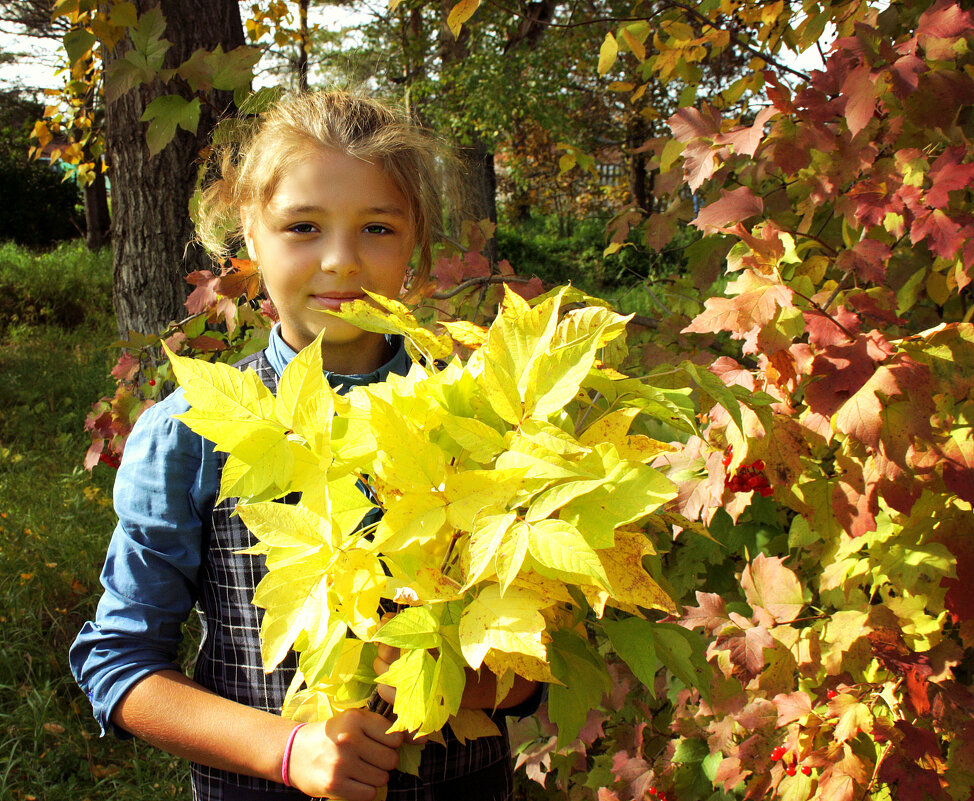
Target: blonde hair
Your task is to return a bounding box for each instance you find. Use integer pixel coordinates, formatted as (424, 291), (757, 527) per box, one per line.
(196, 91), (455, 283)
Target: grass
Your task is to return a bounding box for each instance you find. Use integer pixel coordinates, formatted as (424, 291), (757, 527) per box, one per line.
(0, 241), (190, 800)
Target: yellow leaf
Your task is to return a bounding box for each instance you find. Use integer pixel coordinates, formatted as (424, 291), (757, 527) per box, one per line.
(275, 333), (335, 442)
(441, 320), (487, 349)
(526, 518), (611, 589)
(444, 468), (524, 531)
(484, 647), (557, 683)
(597, 528), (676, 614)
(447, 708), (502, 743)
(373, 492), (448, 552)
(598, 32), (619, 74)
(236, 501), (329, 550)
(166, 344), (275, 423)
(622, 27), (646, 60)
(464, 512), (516, 588)
(447, 0), (481, 38)
(579, 407), (640, 447)
(459, 584), (547, 668)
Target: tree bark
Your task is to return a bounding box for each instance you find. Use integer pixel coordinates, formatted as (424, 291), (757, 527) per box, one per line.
(84, 155), (110, 250)
(104, 0), (245, 338)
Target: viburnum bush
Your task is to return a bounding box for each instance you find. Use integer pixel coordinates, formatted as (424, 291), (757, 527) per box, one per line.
(499, 3), (973, 801)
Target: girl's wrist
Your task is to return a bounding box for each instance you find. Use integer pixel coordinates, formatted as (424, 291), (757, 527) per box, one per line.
(281, 722), (307, 787)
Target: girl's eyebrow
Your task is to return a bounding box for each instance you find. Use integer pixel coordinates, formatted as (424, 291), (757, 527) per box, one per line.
(276, 203), (408, 217)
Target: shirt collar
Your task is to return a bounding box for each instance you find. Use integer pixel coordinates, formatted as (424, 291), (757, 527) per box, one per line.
(265, 322), (411, 390)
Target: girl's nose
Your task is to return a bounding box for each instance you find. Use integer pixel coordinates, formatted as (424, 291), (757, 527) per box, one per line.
(320, 231), (360, 276)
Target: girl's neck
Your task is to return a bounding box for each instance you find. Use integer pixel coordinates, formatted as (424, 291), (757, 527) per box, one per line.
(318, 331), (394, 376)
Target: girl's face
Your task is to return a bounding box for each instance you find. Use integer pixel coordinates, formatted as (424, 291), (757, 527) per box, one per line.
(243, 148), (415, 374)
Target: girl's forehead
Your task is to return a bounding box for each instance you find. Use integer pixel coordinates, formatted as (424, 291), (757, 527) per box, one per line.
(247, 150), (411, 221)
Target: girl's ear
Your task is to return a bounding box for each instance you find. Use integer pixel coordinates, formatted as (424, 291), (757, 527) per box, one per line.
(240, 207), (256, 261)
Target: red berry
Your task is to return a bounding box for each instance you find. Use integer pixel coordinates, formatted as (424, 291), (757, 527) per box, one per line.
(757, 486), (773, 497)
(801, 766), (812, 776)
(148, 379), (156, 386)
(648, 790), (657, 797)
(786, 766), (796, 776)
(722, 454), (732, 467)
(751, 459), (765, 471)
(827, 689), (838, 700)
(771, 746), (786, 761)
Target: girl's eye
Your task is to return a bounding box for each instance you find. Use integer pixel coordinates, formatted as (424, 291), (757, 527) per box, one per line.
(289, 223), (317, 234)
(364, 224), (393, 235)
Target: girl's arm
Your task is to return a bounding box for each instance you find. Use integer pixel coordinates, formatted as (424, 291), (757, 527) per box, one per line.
(113, 669), (404, 801)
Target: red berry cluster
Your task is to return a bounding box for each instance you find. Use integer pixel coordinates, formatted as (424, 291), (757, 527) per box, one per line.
(99, 450), (121, 469)
(647, 788), (672, 800)
(770, 747), (812, 777)
(722, 448), (772, 497)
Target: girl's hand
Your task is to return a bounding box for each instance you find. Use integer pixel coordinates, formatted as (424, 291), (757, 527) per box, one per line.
(287, 708), (404, 801)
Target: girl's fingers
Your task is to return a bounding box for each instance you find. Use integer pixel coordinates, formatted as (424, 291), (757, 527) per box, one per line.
(362, 710), (405, 748)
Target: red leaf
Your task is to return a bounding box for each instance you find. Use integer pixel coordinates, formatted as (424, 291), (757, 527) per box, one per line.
(683, 271), (794, 338)
(804, 306), (861, 348)
(772, 692), (812, 726)
(889, 54), (928, 98)
(668, 104), (722, 142)
(680, 591), (731, 634)
(831, 454), (878, 537)
(804, 332), (894, 420)
(835, 239), (891, 283)
(917, 0), (974, 40)
(714, 106), (777, 158)
(927, 146), (974, 209)
(110, 352), (141, 382)
(834, 355), (932, 450)
(942, 538), (974, 623)
(911, 209), (967, 259)
(841, 64), (878, 137)
(683, 141), (719, 191)
(510, 277), (545, 300)
(692, 186), (764, 234)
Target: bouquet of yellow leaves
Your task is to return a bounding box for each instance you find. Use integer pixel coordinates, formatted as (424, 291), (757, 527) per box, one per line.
(166, 286), (710, 754)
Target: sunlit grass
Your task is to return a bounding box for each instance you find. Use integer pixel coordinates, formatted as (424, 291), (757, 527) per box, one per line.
(0, 241), (191, 800)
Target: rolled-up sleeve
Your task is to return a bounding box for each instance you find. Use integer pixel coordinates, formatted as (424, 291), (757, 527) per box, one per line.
(70, 389), (218, 737)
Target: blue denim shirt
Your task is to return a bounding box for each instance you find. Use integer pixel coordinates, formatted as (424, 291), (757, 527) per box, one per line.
(70, 326), (410, 736)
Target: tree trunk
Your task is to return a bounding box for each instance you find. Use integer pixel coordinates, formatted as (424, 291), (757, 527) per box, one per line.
(104, 0), (245, 338)
(296, 0), (309, 91)
(83, 154), (110, 250)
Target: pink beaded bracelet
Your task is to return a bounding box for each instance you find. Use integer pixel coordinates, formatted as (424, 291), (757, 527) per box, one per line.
(281, 722), (307, 788)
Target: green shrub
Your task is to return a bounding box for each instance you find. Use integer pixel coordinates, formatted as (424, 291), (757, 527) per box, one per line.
(0, 90), (84, 247)
(496, 212), (696, 291)
(0, 239), (112, 333)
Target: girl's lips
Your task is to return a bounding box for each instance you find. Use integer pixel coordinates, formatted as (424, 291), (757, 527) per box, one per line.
(309, 293), (364, 311)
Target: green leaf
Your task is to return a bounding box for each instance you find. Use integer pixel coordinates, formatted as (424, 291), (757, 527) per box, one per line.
(602, 617), (659, 693)
(63, 28), (96, 65)
(603, 619), (712, 702)
(141, 95), (201, 156)
(546, 629), (611, 743)
(129, 6), (171, 69)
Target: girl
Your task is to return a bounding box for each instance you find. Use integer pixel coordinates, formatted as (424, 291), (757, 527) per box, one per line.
(70, 91), (538, 801)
